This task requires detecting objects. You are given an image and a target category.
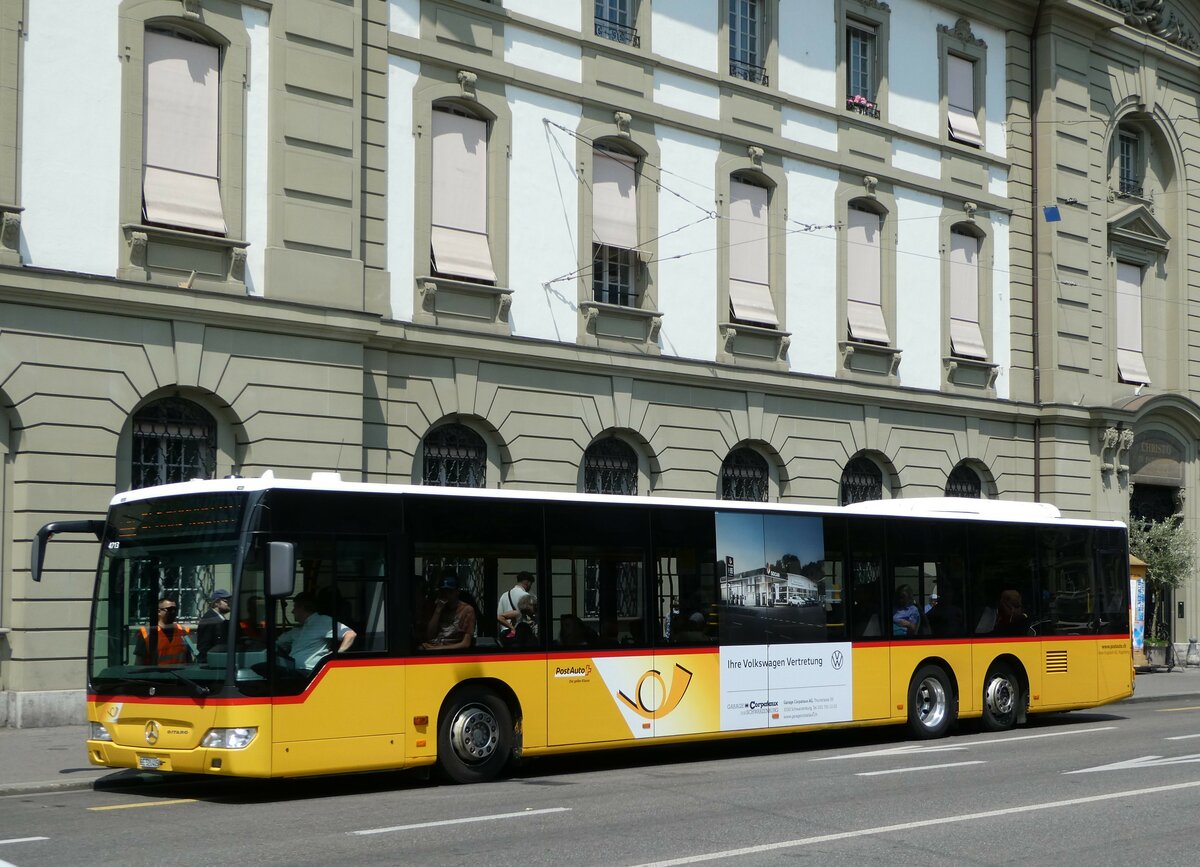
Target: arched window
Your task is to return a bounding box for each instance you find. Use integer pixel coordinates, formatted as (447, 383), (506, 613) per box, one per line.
(839, 456), (882, 505)
(131, 397), (217, 489)
(422, 424), (486, 488)
(721, 448), (768, 502)
(945, 464), (982, 499)
(584, 436), (638, 495)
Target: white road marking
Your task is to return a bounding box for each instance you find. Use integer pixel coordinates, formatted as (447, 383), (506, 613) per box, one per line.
(815, 725), (1114, 763)
(855, 760), (985, 777)
(854, 758), (984, 778)
(0, 837), (49, 846)
(1066, 753), (1200, 774)
(1164, 733), (1200, 740)
(350, 806), (571, 836)
(630, 779), (1200, 866)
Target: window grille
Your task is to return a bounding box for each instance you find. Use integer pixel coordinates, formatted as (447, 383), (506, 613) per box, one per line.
(422, 424), (487, 488)
(840, 457), (882, 505)
(721, 448), (769, 502)
(945, 464), (982, 498)
(584, 437), (638, 495)
(132, 397), (217, 490)
(595, 0), (639, 46)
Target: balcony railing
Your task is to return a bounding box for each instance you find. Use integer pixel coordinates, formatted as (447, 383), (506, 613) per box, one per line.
(1118, 180), (1145, 198)
(845, 96), (880, 119)
(595, 16), (640, 48)
(729, 58), (769, 86)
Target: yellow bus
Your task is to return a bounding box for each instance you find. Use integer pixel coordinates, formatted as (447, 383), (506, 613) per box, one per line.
(33, 474), (1133, 784)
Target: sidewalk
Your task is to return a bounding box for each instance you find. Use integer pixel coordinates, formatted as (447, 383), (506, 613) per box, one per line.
(3, 668), (1199, 796)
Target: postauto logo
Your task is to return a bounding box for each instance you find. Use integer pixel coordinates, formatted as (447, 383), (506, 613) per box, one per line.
(616, 663), (693, 720)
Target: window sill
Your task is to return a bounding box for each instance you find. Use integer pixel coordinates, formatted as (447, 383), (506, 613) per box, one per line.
(943, 355), (998, 391)
(580, 301), (661, 353)
(838, 339), (901, 381)
(719, 322), (790, 367)
(416, 275), (512, 334)
(121, 223), (249, 290)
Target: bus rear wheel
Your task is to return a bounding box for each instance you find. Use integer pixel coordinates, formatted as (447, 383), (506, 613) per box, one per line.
(437, 687), (513, 784)
(981, 663), (1021, 731)
(907, 664), (955, 739)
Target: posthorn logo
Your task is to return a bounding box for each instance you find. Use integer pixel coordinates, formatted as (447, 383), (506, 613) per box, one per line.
(616, 663), (694, 719)
(830, 650), (844, 670)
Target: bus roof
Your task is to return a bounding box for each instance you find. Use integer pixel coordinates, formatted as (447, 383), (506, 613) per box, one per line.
(110, 471), (1125, 528)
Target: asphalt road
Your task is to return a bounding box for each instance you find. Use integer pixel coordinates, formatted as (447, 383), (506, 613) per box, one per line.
(3, 701), (1200, 866)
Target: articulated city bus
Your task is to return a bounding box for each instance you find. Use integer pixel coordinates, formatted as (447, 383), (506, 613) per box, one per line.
(34, 474), (1133, 783)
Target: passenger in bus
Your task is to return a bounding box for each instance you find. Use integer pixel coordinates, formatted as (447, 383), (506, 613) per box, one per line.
(276, 591), (357, 672)
(135, 598), (193, 666)
(991, 588), (1032, 637)
(497, 571), (536, 640)
(558, 613), (598, 648)
(891, 585), (921, 637)
(197, 588), (232, 662)
(421, 574), (476, 651)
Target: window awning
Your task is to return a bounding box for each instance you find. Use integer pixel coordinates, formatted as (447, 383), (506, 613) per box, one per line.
(593, 149), (638, 250)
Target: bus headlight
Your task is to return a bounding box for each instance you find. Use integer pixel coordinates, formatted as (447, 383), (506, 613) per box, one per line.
(201, 727), (257, 749)
(89, 722), (113, 742)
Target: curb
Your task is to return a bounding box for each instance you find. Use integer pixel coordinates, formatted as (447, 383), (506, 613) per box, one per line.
(0, 778), (105, 797)
(1121, 691), (1200, 705)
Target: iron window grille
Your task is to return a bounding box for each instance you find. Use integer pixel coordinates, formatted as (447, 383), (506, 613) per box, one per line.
(839, 457), (882, 506)
(945, 464), (983, 498)
(721, 448), (769, 502)
(584, 437), (638, 495)
(132, 397), (217, 490)
(422, 424), (487, 488)
(595, 0), (639, 47)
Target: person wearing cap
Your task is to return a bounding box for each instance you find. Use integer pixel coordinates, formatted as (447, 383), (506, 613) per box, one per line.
(422, 573), (476, 651)
(197, 588), (233, 663)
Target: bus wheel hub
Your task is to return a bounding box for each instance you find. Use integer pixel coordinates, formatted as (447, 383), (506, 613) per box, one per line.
(450, 705), (499, 762)
(985, 677), (1014, 715)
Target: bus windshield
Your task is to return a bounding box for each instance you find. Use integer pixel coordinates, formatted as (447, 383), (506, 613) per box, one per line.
(89, 492), (263, 697)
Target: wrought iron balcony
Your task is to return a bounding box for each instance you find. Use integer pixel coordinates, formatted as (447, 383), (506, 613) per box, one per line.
(595, 16), (640, 48)
(729, 58), (769, 86)
(845, 96), (880, 119)
(1118, 179), (1144, 198)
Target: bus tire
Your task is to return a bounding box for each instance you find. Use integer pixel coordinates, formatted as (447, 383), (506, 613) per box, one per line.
(981, 663), (1021, 732)
(907, 664), (955, 739)
(437, 687), (513, 784)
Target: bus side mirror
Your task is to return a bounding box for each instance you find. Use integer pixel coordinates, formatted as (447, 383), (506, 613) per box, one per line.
(267, 542), (296, 598)
(31, 520), (104, 582)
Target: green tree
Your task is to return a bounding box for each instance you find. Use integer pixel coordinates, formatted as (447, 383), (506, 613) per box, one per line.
(1129, 518), (1196, 644)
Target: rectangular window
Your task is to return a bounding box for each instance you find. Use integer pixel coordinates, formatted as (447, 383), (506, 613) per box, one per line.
(845, 207), (889, 344)
(595, 0), (639, 47)
(1119, 131), (1141, 196)
(949, 231), (986, 359)
(728, 179), (777, 327)
(142, 31), (226, 235)
(1116, 261), (1151, 385)
(946, 55), (982, 147)
(729, 0), (767, 85)
(846, 22), (875, 103)
(592, 147), (638, 306)
(431, 109), (496, 283)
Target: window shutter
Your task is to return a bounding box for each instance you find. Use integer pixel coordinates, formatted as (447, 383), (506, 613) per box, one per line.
(728, 179), (777, 327)
(846, 208), (890, 343)
(142, 32), (226, 234)
(949, 232), (987, 359)
(592, 149), (638, 250)
(947, 55), (983, 147)
(431, 110), (496, 282)
(1116, 261), (1151, 385)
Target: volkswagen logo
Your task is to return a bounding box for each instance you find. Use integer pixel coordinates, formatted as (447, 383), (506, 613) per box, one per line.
(144, 721), (160, 746)
(831, 650), (844, 670)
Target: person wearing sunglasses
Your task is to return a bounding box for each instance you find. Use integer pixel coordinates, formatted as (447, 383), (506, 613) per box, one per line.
(135, 598), (194, 666)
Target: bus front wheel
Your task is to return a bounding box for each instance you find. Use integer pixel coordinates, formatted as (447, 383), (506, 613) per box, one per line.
(437, 687), (513, 784)
(907, 664), (956, 739)
(981, 664), (1021, 731)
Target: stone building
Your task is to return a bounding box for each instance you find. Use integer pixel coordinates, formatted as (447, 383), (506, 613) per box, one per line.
(0, 0), (1198, 725)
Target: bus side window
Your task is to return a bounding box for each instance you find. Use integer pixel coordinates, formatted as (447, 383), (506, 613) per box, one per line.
(653, 508), (717, 646)
(848, 519), (885, 638)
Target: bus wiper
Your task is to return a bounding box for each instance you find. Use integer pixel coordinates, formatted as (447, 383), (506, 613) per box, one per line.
(162, 670), (211, 697)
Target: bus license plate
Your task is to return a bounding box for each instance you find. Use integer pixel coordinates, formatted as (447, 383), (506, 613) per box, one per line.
(138, 756), (162, 770)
